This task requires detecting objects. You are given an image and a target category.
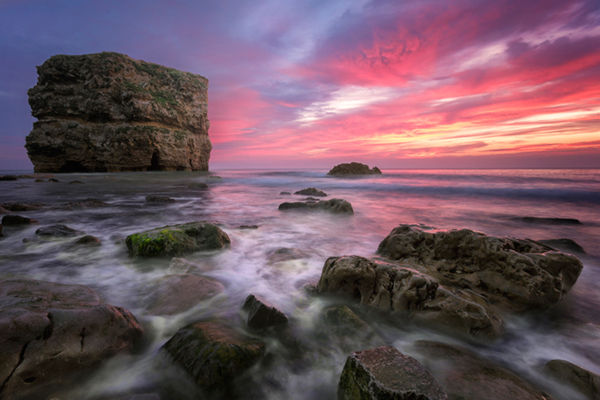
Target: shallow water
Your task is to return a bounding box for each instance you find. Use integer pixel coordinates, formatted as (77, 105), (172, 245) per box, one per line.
(1, 168), (599, 399)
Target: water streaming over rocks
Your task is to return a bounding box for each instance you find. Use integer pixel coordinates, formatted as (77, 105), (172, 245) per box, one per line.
(1, 168), (599, 399)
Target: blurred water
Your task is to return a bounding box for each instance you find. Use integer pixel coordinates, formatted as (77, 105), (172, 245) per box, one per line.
(1, 168), (599, 399)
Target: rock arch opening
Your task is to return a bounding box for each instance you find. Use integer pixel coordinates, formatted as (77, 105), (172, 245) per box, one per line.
(148, 151), (160, 171)
(60, 161), (88, 173)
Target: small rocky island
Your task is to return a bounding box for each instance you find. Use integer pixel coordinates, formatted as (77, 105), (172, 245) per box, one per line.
(328, 162), (382, 175)
(25, 52), (212, 172)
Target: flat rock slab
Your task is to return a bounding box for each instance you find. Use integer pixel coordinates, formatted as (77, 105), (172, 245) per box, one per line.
(414, 341), (553, 400)
(36, 224), (85, 238)
(162, 321), (265, 395)
(279, 198), (354, 214)
(125, 221), (230, 257)
(0, 279), (143, 399)
(294, 187), (327, 197)
(544, 359), (600, 399)
(338, 345), (447, 400)
(2, 215), (39, 225)
(242, 294), (288, 330)
(328, 162), (382, 175)
(145, 274), (225, 316)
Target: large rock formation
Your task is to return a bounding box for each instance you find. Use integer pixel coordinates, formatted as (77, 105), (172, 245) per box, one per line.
(328, 162), (382, 175)
(25, 52), (212, 172)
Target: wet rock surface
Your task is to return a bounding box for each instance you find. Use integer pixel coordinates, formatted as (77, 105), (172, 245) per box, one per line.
(328, 162), (382, 175)
(0, 279), (143, 399)
(162, 321), (265, 395)
(145, 274), (225, 316)
(279, 198), (354, 214)
(338, 345), (447, 400)
(242, 294), (288, 330)
(294, 187), (327, 197)
(376, 224), (583, 311)
(544, 359), (600, 399)
(125, 221), (230, 257)
(35, 224), (85, 238)
(25, 52), (212, 173)
(2, 215), (39, 225)
(414, 341), (553, 400)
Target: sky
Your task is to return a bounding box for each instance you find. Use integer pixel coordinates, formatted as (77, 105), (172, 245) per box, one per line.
(0, 0), (599, 170)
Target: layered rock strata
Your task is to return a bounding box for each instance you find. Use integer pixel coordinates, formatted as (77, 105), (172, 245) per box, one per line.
(26, 52), (211, 172)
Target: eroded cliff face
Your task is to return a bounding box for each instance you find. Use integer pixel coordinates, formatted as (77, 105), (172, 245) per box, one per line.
(25, 52), (212, 172)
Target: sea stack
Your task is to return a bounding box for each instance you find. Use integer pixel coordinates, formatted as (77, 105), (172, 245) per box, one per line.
(25, 52), (212, 172)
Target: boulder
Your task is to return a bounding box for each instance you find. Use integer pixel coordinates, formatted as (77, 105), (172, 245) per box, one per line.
(145, 274), (225, 316)
(2, 215), (39, 225)
(294, 187), (327, 197)
(162, 321), (265, 395)
(36, 224), (84, 238)
(125, 221), (230, 257)
(25, 52), (211, 173)
(69, 180), (84, 184)
(376, 225), (583, 311)
(327, 162), (382, 175)
(68, 235), (102, 248)
(48, 178), (60, 182)
(544, 359), (600, 399)
(34, 178), (45, 182)
(338, 345), (447, 400)
(414, 341), (552, 400)
(146, 195), (176, 203)
(242, 294), (288, 330)
(59, 198), (107, 209)
(0, 279), (143, 399)
(0, 175), (18, 181)
(279, 198), (354, 214)
(239, 225), (259, 230)
(317, 255), (503, 340)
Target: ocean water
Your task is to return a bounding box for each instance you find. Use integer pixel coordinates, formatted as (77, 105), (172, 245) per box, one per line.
(1, 168), (599, 399)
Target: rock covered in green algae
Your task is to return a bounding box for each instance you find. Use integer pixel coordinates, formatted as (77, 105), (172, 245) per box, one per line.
(161, 321), (265, 395)
(125, 221), (230, 257)
(338, 345), (447, 400)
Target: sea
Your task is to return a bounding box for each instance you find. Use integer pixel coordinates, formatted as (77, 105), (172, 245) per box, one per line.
(1, 168), (599, 399)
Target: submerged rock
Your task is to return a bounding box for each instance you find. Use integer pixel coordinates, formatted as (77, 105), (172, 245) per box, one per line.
(146, 274), (225, 316)
(68, 234), (102, 248)
(167, 257), (204, 275)
(338, 345), (447, 400)
(539, 238), (586, 254)
(414, 341), (552, 400)
(519, 217), (582, 225)
(125, 221), (230, 257)
(279, 198), (354, 214)
(0, 279), (143, 399)
(1, 202), (48, 212)
(317, 255), (503, 340)
(25, 52), (211, 173)
(376, 224), (583, 311)
(57, 198), (107, 210)
(294, 187), (327, 197)
(267, 247), (306, 264)
(328, 162), (382, 176)
(544, 359), (600, 399)
(2, 215), (39, 225)
(187, 182), (208, 189)
(36, 224), (85, 238)
(242, 294), (288, 330)
(162, 321), (265, 395)
(146, 195), (176, 203)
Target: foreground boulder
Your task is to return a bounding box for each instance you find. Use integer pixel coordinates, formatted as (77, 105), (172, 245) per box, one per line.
(279, 199), (354, 214)
(25, 52), (211, 173)
(36, 224), (84, 238)
(0, 279), (143, 399)
(338, 346), (447, 400)
(414, 341), (552, 400)
(317, 255), (503, 340)
(544, 359), (600, 399)
(162, 321), (265, 395)
(328, 162), (382, 175)
(125, 222), (230, 257)
(376, 224), (583, 311)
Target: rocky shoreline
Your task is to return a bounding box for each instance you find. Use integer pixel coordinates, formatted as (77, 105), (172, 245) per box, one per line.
(0, 172), (596, 400)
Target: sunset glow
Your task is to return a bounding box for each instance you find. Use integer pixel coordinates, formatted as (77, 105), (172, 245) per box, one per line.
(0, 0), (599, 169)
